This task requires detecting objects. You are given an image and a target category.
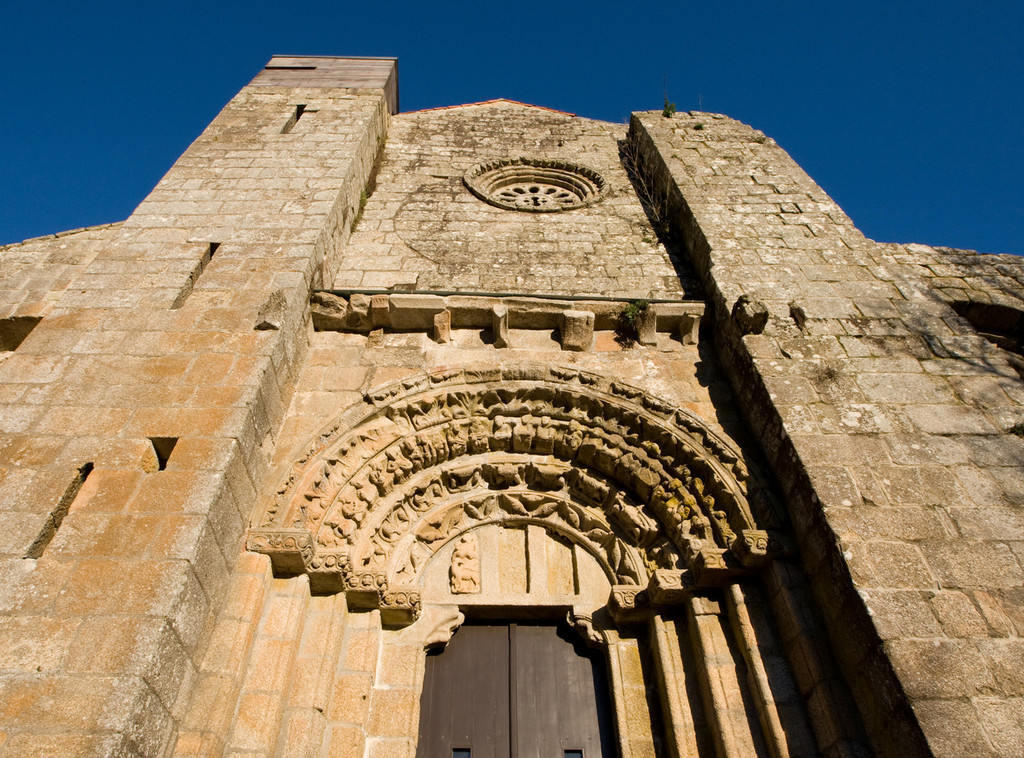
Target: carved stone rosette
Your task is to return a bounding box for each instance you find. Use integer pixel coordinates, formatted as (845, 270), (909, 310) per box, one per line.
(248, 364), (787, 624)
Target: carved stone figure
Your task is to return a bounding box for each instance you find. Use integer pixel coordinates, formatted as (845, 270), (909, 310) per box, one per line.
(449, 534), (481, 594)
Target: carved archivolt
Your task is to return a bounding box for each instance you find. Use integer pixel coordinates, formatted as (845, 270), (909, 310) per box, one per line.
(249, 364), (787, 623)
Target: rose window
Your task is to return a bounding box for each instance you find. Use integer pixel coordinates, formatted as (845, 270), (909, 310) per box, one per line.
(464, 158), (606, 213)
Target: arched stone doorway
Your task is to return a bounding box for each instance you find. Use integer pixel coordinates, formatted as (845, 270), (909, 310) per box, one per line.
(249, 364), (843, 757)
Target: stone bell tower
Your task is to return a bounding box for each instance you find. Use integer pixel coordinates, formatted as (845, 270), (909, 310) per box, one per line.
(0, 56), (1022, 758)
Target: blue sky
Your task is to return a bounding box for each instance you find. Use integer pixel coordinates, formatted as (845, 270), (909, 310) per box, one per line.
(2, 1), (1022, 254)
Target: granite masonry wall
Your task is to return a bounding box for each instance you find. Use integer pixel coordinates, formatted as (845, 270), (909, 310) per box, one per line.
(0, 59), (390, 756)
(0, 56), (1021, 758)
(631, 110), (1024, 757)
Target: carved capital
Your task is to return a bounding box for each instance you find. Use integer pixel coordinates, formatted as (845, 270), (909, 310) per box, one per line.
(730, 529), (771, 568)
(648, 569), (697, 606)
(609, 584), (650, 623)
(306, 550), (351, 593)
(379, 586), (421, 626)
(692, 547), (745, 587)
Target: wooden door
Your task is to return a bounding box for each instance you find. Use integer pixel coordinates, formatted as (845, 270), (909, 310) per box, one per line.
(416, 623), (615, 758)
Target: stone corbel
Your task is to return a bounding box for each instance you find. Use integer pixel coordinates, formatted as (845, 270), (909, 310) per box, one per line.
(567, 608), (612, 649)
(305, 551), (350, 593)
(423, 607), (465, 650)
(560, 309), (595, 351)
(247, 528), (314, 574)
(492, 305), (510, 348)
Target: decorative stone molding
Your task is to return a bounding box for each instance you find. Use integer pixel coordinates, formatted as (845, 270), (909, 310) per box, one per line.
(464, 157), (606, 212)
(250, 364), (787, 621)
(311, 291), (705, 352)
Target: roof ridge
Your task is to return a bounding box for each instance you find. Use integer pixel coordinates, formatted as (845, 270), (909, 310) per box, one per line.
(402, 98), (577, 117)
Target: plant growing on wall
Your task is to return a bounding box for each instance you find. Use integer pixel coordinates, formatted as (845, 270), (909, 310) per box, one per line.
(616, 300), (650, 345)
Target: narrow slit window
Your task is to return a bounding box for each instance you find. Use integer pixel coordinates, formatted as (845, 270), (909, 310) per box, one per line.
(171, 242), (219, 309)
(452, 750), (471, 758)
(564, 751), (584, 758)
(0, 315), (42, 351)
(24, 462), (93, 559)
(281, 104), (307, 134)
(149, 437), (178, 471)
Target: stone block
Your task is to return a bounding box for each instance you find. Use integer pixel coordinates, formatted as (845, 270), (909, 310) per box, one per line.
(328, 672), (373, 723)
(229, 690), (282, 752)
(0, 733), (112, 758)
(378, 644), (423, 688)
(930, 591), (989, 637)
(504, 298), (563, 329)
(978, 639), (1024, 696)
(886, 639), (995, 699)
(370, 295), (390, 328)
(366, 688), (417, 737)
(635, 305), (658, 345)
(432, 309), (451, 344)
(315, 292), (368, 332)
(326, 725), (365, 758)
(446, 296), (496, 327)
(171, 731), (224, 758)
(863, 541), (935, 589)
(242, 637), (295, 692)
(180, 674), (237, 735)
(862, 590), (942, 639)
(0, 616), (78, 672)
(907, 699), (995, 758)
(973, 590), (1017, 637)
(678, 312), (699, 344)
(388, 294), (446, 330)
(560, 310), (594, 351)
(975, 698), (1024, 757)
(491, 305), (509, 348)
(923, 541), (1024, 589)
(282, 710), (327, 757)
(343, 629), (380, 674)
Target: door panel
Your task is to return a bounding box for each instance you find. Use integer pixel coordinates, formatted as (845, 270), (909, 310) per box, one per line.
(416, 623), (615, 758)
(417, 625), (511, 758)
(513, 624), (612, 758)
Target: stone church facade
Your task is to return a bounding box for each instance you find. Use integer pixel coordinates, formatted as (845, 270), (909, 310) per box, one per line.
(0, 56), (1022, 758)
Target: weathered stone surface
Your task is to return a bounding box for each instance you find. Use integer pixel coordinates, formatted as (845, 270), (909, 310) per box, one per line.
(560, 309), (595, 351)
(311, 291), (351, 331)
(732, 295), (769, 336)
(432, 309), (450, 344)
(632, 108), (1024, 757)
(491, 305), (509, 348)
(1, 54), (1021, 758)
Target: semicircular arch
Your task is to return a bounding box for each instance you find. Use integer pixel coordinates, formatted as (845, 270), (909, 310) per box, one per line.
(249, 364), (784, 621)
